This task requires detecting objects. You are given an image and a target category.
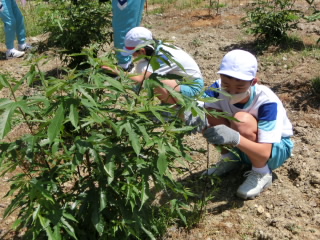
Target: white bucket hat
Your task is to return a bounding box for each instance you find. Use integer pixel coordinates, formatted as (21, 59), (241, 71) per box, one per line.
(217, 49), (258, 81)
(121, 27), (153, 56)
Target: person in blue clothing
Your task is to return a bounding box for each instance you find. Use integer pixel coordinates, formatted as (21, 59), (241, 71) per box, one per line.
(112, 0), (146, 71)
(0, 0), (32, 59)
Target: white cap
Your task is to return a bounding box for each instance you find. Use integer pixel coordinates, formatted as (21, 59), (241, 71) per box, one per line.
(121, 27), (153, 56)
(217, 50), (258, 81)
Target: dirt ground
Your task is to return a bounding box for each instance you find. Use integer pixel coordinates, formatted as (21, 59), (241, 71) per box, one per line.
(1, 1), (320, 239)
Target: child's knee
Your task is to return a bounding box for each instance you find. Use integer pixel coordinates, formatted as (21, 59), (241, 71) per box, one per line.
(233, 112), (256, 122)
(231, 112), (257, 141)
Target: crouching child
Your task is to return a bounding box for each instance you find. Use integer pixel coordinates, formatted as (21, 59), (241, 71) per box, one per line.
(203, 49), (294, 200)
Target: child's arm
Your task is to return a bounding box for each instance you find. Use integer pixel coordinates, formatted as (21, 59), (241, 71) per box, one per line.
(130, 71), (152, 84)
(101, 65), (152, 84)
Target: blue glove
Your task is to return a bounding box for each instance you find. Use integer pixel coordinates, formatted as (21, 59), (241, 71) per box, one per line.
(184, 111), (209, 134)
(203, 125), (240, 146)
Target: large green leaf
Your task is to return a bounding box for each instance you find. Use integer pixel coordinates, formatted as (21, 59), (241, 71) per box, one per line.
(104, 161), (115, 184)
(3, 191), (27, 218)
(52, 224), (62, 240)
(139, 178), (149, 210)
(31, 179), (55, 203)
(78, 86), (97, 107)
(61, 217), (78, 240)
(99, 190), (107, 212)
(48, 105), (65, 144)
(91, 203), (105, 236)
(157, 141), (168, 175)
(104, 75), (125, 92)
(32, 204), (41, 223)
(0, 102), (21, 139)
(140, 224), (156, 240)
(46, 80), (66, 97)
(0, 74), (10, 88)
(0, 98), (14, 110)
(38, 215), (55, 240)
(150, 56), (161, 71)
(124, 122), (141, 155)
(69, 103), (79, 128)
(136, 124), (153, 146)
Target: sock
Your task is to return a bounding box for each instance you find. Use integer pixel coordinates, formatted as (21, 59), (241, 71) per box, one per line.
(19, 43), (26, 49)
(252, 165), (271, 175)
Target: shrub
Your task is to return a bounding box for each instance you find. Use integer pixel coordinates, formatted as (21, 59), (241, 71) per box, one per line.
(40, 0), (113, 66)
(0, 43), (217, 239)
(242, 0), (302, 48)
(304, 0), (320, 44)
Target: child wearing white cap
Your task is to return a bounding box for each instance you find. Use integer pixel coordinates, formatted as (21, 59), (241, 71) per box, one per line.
(103, 27), (205, 104)
(203, 49), (294, 200)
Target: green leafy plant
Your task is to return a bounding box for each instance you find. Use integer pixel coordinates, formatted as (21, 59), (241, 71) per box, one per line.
(206, 0), (226, 16)
(0, 41), (220, 239)
(304, 0), (320, 44)
(190, 38), (203, 47)
(242, 0), (302, 48)
(311, 76), (320, 95)
(40, 0), (112, 66)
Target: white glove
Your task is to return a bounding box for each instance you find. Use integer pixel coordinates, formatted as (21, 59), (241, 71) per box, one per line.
(184, 111), (209, 134)
(204, 125), (240, 146)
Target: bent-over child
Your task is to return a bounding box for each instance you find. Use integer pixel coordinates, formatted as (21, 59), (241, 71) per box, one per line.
(102, 27), (205, 104)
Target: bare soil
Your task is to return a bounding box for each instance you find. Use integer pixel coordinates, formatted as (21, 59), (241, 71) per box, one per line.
(1, 1), (320, 239)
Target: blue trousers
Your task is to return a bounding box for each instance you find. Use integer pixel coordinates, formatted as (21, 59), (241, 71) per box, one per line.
(0, 0), (26, 49)
(112, 0), (146, 66)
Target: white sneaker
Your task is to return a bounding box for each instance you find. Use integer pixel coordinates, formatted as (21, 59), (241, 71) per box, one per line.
(202, 158), (241, 176)
(18, 43), (33, 52)
(6, 49), (25, 59)
(236, 170), (272, 200)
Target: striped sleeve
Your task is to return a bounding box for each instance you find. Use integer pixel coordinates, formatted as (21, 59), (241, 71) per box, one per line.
(257, 102), (281, 142)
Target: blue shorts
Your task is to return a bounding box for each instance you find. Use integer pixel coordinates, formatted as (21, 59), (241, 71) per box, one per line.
(237, 137), (294, 170)
(180, 78), (204, 98)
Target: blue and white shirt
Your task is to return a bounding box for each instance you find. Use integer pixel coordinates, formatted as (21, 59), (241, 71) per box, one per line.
(205, 79), (293, 143)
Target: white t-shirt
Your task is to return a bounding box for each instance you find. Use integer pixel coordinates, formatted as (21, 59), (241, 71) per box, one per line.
(135, 45), (203, 80)
(205, 79), (293, 143)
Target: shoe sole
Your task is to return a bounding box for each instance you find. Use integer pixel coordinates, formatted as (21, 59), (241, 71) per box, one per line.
(6, 56), (24, 60)
(6, 54), (25, 60)
(236, 181), (272, 200)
